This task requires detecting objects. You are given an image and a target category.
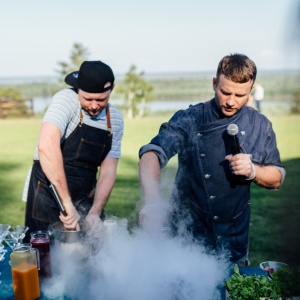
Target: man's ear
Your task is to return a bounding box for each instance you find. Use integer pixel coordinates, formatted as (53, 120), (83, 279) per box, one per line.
(212, 77), (217, 91)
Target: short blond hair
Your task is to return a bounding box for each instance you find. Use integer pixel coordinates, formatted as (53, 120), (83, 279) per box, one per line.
(216, 53), (257, 84)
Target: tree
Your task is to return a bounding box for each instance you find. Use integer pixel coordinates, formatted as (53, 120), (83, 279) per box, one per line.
(291, 89), (300, 114)
(0, 87), (33, 118)
(117, 65), (154, 119)
(0, 87), (23, 100)
(56, 42), (90, 83)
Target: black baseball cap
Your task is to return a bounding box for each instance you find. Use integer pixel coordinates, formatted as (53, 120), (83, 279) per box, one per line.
(65, 60), (115, 93)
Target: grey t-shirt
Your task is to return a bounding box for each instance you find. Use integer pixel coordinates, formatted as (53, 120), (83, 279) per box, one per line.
(35, 88), (124, 159)
(22, 88), (124, 201)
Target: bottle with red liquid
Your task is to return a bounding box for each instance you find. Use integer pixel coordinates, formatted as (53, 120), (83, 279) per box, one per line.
(30, 230), (51, 279)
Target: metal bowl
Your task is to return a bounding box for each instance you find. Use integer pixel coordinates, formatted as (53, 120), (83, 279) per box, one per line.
(49, 221), (89, 244)
(259, 261), (288, 272)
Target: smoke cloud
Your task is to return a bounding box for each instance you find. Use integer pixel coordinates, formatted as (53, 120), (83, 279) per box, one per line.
(42, 218), (229, 300)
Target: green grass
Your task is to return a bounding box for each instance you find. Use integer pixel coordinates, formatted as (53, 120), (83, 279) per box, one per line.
(249, 114), (300, 267)
(0, 113), (299, 267)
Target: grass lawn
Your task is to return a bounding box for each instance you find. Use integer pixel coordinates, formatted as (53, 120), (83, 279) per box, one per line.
(248, 114), (300, 266)
(0, 113), (299, 267)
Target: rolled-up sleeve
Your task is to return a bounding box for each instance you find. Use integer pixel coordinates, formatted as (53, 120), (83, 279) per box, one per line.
(139, 110), (189, 168)
(264, 122), (286, 185)
(139, 144), (169, 168)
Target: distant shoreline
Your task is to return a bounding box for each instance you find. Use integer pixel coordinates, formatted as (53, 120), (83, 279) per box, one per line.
(1, 69), (300, 85)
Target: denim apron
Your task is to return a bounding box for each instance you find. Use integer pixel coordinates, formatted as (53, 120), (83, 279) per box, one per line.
(25, 107), (112, 240)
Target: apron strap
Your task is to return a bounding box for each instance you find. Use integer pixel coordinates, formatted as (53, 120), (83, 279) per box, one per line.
(79, 109), (84, 126)
(106, 105), (112, 136)
(79, 106), (112, 135)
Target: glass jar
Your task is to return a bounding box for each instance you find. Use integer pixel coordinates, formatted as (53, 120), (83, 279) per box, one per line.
(10, 245), (40, 300)
(30, 230), (51, 279)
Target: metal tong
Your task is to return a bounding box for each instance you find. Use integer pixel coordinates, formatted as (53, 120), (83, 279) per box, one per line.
(49, 184), (67, 216)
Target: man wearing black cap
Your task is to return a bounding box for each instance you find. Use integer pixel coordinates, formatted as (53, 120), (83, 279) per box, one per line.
(23, 61), (124, 239)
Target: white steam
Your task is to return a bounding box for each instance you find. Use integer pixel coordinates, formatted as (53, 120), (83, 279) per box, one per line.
(42, 218), (229, 300)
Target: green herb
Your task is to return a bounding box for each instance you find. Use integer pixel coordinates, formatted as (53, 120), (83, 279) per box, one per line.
(224, 264), (300, 300)
(271, 266), (300, 298)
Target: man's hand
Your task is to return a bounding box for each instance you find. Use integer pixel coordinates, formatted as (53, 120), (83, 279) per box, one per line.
(139, 202), (166, 234)
(59, 201), (80, 231)
(85, 212), (102, 236)
(225, 154), (256, 180)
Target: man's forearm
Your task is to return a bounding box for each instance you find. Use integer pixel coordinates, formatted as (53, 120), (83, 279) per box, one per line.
(89, 157), (118, 215)
(139, 151), (161, 204)
(38, 122), (71, 203)
(39, 148), (71, 203)
(253, 165), (282, 189)
(90, 175), (116, 215)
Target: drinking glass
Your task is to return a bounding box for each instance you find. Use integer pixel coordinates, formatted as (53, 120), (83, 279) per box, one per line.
(9, 225), (29, 245)
(4, 234), (17, 265)
(0, 224), (11, 251)
(4, 233), (17, 250)
(0, 251), (5, 262)
(0, 224), (10, 286)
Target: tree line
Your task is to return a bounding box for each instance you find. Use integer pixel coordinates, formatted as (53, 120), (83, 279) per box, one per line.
(1, 43), (154, 119)
(1, 43), (300, 118)
(56, 43), (154, 119)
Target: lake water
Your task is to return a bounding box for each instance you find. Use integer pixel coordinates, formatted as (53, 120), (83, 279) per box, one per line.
(32, 97), (200, 114)
(33, 97), (52, 113)
(32, 97), (291, 115)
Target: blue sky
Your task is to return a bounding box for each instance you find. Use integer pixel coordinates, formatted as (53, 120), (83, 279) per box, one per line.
(0, 0), (299, 77)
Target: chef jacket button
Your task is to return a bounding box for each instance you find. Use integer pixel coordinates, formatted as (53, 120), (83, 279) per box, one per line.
(200, 153), (205, 157)
(205, 174), (211, 179)
(209, 195), (216, 199)
(197, 132), (202, 137)
(214, 216), (219, 221)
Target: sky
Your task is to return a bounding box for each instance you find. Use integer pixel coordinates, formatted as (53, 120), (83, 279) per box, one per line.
(0, 0), (299, 78)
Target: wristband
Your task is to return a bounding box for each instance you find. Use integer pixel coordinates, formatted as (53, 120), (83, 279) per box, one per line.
(246, 163), (256, 180)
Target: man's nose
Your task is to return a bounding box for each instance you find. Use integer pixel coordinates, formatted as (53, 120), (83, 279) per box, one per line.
(91, 101), (99, 109)
(227, 95), (235, 105)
